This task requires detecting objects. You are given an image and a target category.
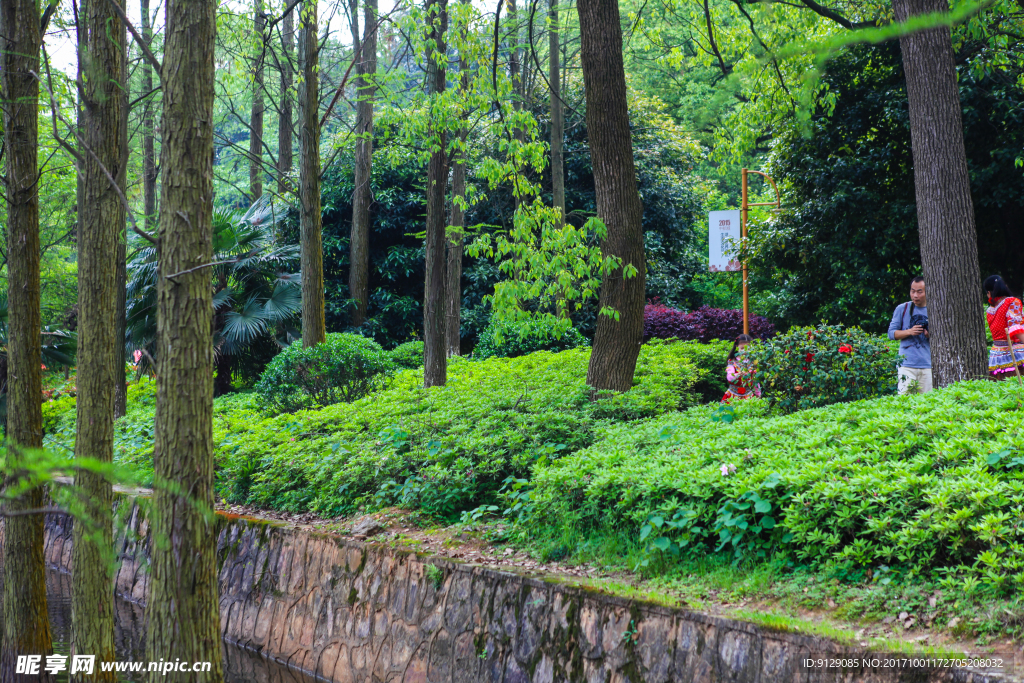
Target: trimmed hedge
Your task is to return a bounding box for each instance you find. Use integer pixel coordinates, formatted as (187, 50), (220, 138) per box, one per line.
(644, 304), (774, 342)
(254, 333), (395, 413)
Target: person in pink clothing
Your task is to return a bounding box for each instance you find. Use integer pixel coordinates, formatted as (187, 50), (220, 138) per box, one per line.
(722, 334), (761, 402)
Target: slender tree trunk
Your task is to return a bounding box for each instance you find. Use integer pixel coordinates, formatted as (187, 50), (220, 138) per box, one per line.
(507, 0), (525, 211)
(278, 5), (294, 193)
(893, 0), (987, 385)
(299, 0), (325, 346)
(549, 0), (564, 224)
(146, 0), (223, 678)
(445, 12), (469, 358)
(423, 0), (448, 387)
(349, 0), (377, 327)
(578, 0), (645, 393)
(141, 0), (157, 226)
(72, 0), (126, 675)
(249, 0), (265, 201)
(0, 0), (54, 675)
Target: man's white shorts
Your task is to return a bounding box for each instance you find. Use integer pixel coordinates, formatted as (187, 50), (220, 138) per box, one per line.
(898, 366), (933, 394)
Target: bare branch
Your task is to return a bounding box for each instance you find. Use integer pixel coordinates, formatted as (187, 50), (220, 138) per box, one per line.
(102, 0), (163, 73)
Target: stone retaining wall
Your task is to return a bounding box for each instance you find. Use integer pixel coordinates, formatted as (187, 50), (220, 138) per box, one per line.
(39, 500), (1008, 683)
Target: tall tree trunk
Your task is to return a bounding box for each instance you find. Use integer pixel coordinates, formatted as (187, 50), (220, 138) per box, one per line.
(507, 0), (525, 211)
(893, 0), (987, 385)
(249, 0), (266, 201)
(549, 0), (564, 224)
(146, 0), (223, 678)
(578, 0), (645, 393)
(349, 0), (378, 327)
(72, 0), (126, 675)
(141, 0), (157, 226)
(423, 0), (448, 387)
(278, 4), (294, 193)
(0, 0), (54, 674)
(299, 0), (325, 346)
(114, 9), (130, 419)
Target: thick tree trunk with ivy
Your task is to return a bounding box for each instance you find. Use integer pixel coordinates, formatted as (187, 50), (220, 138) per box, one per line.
(549, 0), (564, 224)
(349, 0), (377, 327)
(893, 0), (987, 385)
(0, 0), (54, 676)
(278, 6), (294, 192)
(300, 0), (326, 346)
(578, 0), (646, 393)
(145, 0), (224, 679)
(249, 0), (265, 201)
(72, 0), (127, 676)
(423, 0), (448, 386)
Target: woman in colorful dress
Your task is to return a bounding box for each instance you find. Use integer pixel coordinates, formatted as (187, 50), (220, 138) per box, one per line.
(722, 334), (761, 402)
(984, 275), (1024, 379)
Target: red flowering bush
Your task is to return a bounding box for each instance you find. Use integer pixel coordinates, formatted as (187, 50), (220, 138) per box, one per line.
(745, 323), (900, 414)
(643, 303), (775, 342)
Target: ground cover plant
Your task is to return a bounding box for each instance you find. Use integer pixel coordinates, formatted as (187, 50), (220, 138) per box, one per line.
(643, 303), (775, 342)
(526, 381), (1024, 597)
(44, 340), (725, 519)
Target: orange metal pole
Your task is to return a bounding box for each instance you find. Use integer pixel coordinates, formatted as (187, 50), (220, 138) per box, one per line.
(741, 168), (749, 336)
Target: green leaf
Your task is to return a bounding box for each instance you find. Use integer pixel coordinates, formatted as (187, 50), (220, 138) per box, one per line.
(760, 516), (776, 529)
(754, 500), (772, 513)
(652, 537), (672, 551)
(639, 525), (652, 542)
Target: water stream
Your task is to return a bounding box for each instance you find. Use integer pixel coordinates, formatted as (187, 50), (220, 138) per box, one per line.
(36, 569), (322, 683)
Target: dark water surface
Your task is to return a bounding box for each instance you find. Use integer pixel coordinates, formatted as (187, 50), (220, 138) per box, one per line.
(39, 570), (322, 683)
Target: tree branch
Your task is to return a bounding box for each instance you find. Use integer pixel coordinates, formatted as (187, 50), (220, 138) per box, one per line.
(102, 0), (163, 73)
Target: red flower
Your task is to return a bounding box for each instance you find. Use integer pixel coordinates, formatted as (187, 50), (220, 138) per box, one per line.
(802, 365), (809, 371)
(805, 353), (814, 362)
(736, 387), (747, 395)
(839, 345), (853, 353)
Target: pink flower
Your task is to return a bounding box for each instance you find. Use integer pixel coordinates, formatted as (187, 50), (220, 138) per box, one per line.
(720, 463), (737, 476)
(133, 350), (143, 364)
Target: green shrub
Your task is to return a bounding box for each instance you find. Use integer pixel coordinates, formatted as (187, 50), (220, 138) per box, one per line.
(746, 323), (900, 414)
(389, 340), (424, 369)
(527, 381), (1024, 593)
(473, 317), (589, 360)
(42, 395), (76, 434)
(254, 333), (395, 413)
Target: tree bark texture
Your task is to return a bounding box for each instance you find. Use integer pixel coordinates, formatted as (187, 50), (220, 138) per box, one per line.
(278, 5), (294, 193)
(893, 0), (987, 385)
(72, 0), (127, 675)
(0, 0), (55, 675)
(349, 0), (377, 327)
(141, 0), (157, 227)
(549, 0), (564, 224)
(146, 0), (224, 678)
(423, 0), (448, 386)
(300, 0), (325, 346)
(578, 0), (646, 393)
(249, 0), (265, 201)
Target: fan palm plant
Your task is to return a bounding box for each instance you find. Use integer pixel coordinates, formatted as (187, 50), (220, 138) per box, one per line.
(126, 197), (301, 394)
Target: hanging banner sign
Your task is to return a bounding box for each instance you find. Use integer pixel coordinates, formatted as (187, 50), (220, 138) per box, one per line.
(708, 210), (741, 272)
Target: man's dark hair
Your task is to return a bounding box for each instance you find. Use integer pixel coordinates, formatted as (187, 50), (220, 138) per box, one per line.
(910, 276), (925, 286)
(984, 274), (1014, 299)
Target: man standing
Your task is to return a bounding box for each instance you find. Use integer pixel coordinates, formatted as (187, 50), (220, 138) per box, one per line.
(888, 276), (931, 394)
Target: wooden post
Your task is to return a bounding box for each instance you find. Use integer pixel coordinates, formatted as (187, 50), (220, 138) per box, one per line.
(741, 168), (749, 336)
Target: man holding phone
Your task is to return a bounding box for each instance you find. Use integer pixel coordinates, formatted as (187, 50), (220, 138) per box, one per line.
(887, 276), (931, 394)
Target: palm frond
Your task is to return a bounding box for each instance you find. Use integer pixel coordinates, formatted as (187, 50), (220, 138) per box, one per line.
(221, 296), (270, 347)
(263, 282), (302, 322)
